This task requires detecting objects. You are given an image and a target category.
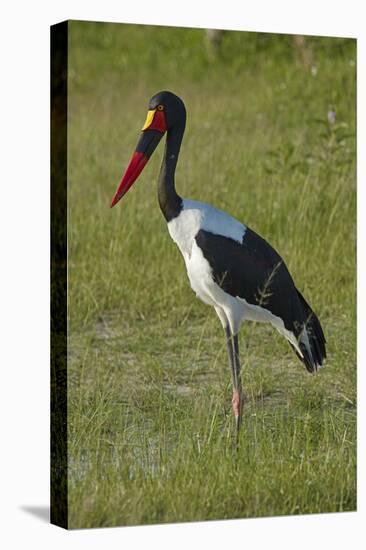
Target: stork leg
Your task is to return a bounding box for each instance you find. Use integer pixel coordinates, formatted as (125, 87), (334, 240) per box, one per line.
(233, 334), (243, 433)
(225, 326), (244, 439)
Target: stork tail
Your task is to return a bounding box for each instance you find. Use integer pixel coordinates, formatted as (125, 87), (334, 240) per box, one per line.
(295, 289), (326, 373)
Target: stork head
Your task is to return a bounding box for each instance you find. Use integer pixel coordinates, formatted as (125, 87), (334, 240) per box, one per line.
(110, 91), (186, 208)
(146, 90), (186, 131)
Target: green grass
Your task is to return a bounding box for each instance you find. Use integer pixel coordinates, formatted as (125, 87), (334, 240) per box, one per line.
(66, 21), (356, 528)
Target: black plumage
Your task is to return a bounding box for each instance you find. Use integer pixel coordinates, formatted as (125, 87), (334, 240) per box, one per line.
(195, 227), (326, 372)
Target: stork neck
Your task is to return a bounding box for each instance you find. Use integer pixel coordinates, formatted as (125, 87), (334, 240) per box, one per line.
(158, 124), (184, 222)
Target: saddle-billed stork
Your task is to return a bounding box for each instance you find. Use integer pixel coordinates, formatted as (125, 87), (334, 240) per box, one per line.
(111, 91), (326, 436)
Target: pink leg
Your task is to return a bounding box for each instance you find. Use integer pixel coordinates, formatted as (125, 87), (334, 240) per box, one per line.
(224, 326), (244, 437)
(232, 389), (244, 429)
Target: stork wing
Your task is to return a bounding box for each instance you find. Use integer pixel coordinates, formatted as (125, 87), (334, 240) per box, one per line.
(195, 227), (300, 332)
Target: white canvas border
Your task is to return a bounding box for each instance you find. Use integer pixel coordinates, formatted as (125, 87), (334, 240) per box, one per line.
(0, 1), (364, 549)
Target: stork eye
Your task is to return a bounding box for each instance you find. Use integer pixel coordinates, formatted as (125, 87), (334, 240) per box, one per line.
(157, 105), (164, 111)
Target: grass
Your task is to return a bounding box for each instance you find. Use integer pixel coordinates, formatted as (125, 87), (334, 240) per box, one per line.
(66, 21), (356, 528)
